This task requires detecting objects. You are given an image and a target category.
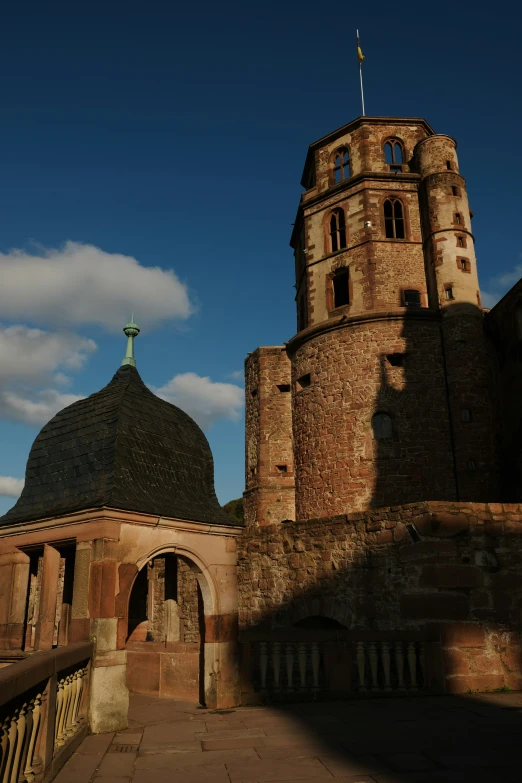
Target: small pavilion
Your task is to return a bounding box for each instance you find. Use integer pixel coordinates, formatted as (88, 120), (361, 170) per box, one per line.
(0, 319), (242, 732)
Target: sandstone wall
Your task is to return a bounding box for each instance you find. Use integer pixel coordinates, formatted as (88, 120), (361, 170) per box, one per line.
(244, 347), (295, 526)
(237, 501), (522, 693)
(289, 316), (457, 518)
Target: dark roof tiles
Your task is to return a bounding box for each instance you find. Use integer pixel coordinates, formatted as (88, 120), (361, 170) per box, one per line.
(0, 364), (239, 528)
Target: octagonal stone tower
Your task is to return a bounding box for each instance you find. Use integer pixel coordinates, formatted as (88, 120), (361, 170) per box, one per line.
(245, 116), (499, 524)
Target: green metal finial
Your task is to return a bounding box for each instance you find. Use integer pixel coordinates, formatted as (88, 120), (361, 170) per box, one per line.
(121, 315), (140, 368)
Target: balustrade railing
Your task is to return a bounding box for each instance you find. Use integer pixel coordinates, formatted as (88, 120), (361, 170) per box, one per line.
(240, 632), (441, 703)
(0, 642), (92, 783)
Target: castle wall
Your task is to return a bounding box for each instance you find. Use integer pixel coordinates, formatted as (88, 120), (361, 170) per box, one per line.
(487, 280), (522, 499)
(237, 501), (522, 694)
(289, 315), (457, 518)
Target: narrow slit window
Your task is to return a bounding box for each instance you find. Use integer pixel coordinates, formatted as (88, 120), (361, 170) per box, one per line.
(403, 289), (421, 308)
(445, 286), (454, 300)
(329, 209), (347, 252)
(332, 268), (350, 308)
(455, 213), (462, 224)
(452, 186), (459, 196)
(461, 409), (472, 422)
(333, 148), (350, 184)
(298, 294), (308, 331)
(460, 259), (471, 273)
(384, 140), (404, 172)
(446, 160), (453, 170)
(457, 236), (465, 247)
(384, 198), (405, 239)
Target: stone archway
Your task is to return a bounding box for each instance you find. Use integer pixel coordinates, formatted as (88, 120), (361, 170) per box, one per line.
(124, 545), (224, 707)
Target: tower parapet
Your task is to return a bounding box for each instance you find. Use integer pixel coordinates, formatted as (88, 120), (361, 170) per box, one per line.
(416, 135), (480, 311)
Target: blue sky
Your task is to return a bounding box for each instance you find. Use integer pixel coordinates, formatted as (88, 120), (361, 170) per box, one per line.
(0, 0), (520, 515)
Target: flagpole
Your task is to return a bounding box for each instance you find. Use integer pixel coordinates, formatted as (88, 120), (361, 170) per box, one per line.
(357, 29), (365, 116)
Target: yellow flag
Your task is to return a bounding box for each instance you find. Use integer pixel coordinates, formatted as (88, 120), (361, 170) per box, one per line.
(357, 45), (365, 65)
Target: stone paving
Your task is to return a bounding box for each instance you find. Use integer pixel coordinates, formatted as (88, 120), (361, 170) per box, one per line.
(55, 691), (522, 783)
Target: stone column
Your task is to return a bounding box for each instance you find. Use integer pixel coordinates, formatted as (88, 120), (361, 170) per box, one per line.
(0, 551), (30, 649)
(70, 541), (92, 642)
(35, 544), (60, 651)
(204, 564), (240, 709)
(87, 541), (129, 734)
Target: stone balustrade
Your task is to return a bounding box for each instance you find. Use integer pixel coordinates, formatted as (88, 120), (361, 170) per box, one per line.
(239, 633), (440, 702)
(0, 642), (92, 783)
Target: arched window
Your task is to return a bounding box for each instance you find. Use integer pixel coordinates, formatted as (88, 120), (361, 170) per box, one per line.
(384, 198), (405, 239)
(333, 148), (350, 184)
(372, 412), (393, 440)
(384, 140), (404, 172)
(329, 209), (347, 252)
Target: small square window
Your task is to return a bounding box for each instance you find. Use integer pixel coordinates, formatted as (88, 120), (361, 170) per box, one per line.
(276, 464), (288, 473)
(445, 287), (454, 300)
(277, 384), (290, 393)
(251, 388), (258, 397)
(250, 467), (256, 476)
(404, 289), (421, 308)
(461, 409), (472, 422)
(296, 373), (311, 390)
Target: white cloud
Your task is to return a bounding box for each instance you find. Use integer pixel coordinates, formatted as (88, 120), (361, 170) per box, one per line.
(0, 389), (85, 426)
(0, 241), (193, 331)
(0, 325), (95, 385)
(0, 477), (24, 498)
(227, 370), (244, 381)
(153, 372), (244, 430)
(482, 260), (522, 309)
(0, 324), (93, 425)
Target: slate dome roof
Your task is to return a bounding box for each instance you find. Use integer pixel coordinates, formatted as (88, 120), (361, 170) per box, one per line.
(0, 363), (239, 527)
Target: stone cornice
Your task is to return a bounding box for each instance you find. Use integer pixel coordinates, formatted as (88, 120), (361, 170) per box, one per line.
(0, 505), (243, 544)
(285, 308), (441, 356)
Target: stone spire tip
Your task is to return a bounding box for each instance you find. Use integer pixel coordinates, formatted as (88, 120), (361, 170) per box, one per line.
(121, 315), (140, 368)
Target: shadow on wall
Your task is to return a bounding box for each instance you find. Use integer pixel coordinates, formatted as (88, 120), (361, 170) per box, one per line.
(234, 299), (522, 777)
(370, 301), (500, 509)
(236, 513), (522, 779)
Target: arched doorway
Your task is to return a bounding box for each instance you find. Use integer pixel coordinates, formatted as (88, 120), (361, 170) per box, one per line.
(125, 550), (210, 705)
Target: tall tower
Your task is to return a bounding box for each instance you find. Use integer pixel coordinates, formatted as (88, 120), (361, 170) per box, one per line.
(416, 135), (498, 499)
(285, 116), (497, 519)
(244, 115), (499, 526)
